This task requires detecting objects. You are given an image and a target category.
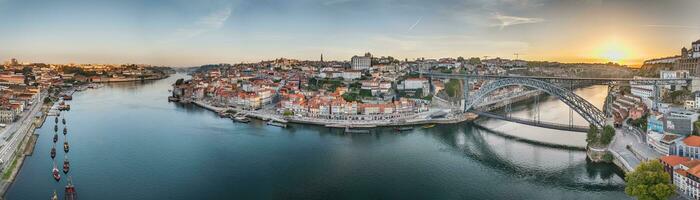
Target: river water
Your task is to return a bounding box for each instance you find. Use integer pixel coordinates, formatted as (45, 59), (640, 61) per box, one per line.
(5, 74), (628, 199)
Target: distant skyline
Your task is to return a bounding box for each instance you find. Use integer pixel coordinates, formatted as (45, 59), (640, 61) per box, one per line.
(1, 0), (699, 67)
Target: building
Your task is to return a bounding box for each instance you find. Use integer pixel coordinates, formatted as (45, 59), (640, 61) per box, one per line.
(660, 70), (689, 91)
(673, 39), (700, 76)
(630, 76), (655, 100)
(671, 136), (700, 159)
(648, 133), (681, 155)
(341, 70), (362, 80)
(401, 78), (429, 97)
(648, 112), (665, 133)
(665, 108), (700, 136)
(659, 155), (690, 182)
(672, 159), (700, 199)
(351, 53), (372, 71)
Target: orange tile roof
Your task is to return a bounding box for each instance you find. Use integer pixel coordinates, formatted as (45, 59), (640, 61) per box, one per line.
(660, 155), (690, 167)
(683, 136), (700, 147)
(686, 160), (700, 177)
(676, 168), (688, 177)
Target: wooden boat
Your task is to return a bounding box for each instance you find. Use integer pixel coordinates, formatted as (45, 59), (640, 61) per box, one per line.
(394, 127), (414, 131)
(422, 124), (436, 129)
(266, 120), (287, 128)
(344, 127), (370, 134)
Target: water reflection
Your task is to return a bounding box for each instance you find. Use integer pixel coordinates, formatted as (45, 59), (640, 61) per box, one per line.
(428, 123), (625, 191)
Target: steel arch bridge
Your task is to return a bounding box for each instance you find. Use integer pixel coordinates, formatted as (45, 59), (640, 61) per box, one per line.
(464, 78), (606, 128)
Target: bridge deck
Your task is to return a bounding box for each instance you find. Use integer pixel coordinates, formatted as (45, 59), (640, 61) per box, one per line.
(477, 112), (590, 132)
(421, 72), (690, 85)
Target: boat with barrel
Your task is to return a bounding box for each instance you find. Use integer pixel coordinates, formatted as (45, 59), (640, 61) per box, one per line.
(50, 144), (56, 159)
(64, 177), (78, 200)
(52, 162), (61, 181)
(63, 157), (70, 174)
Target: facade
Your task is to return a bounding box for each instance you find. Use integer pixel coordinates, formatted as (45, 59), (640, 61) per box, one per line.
(673, 40), (700, 76)
(660, 155), (690, 183)
(672, 136), (700, 159)
(648, 133), (681, 155)
(351, 53), (371, 71)
(631, 77), (655, 100)
(673, 160), (700, 199)
(0, 110), (15, 123)
(665, 108), (699, 136)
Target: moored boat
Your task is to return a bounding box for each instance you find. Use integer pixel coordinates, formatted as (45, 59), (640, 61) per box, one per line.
(62, 118), (66, 125)
(55, 117), (58, 124)
(54, 125), (58, 132)
(167, 96), (179, 102)
(64, 141), (69, 153)
(63, 157), (70, 174)
(344, 127), (370, 134)
(232, 115), (251, 123)
(53, 134), (58, 143)
(394, 127), (414, 131)
(63, 127), (67, 135)
(51, 190), (58, 200)
(50, 145), (56, 159)
(266, 120), (287, 128)
(64, 177), (78, 200)
(52, 162), (61, 181)
(422, 124), (436, 129)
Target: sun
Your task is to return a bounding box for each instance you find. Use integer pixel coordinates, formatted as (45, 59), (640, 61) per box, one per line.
(596, 41), (630, 63)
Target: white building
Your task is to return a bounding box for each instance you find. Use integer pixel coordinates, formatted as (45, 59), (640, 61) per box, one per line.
(341, 70), (362, 80)
(630, 76), (655, 100)
(402, 78), (429, 96)
(351, 53), (371, 71)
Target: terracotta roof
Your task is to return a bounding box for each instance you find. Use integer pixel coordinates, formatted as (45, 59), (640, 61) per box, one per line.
(676, 168), (688, 177)
(683, 136), (700, 147)
(685, 160), (700, 177)
(660, 155), (690, 167)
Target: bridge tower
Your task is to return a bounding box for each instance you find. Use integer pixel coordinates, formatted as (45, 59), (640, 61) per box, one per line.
(462, 77), (470, 112)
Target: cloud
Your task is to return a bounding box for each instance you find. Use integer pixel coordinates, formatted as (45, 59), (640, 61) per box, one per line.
(408, 16), (422, 31)
(492, 13), (544, 30)
(173, 6), (232, 39)
(643, 24), (700, 30)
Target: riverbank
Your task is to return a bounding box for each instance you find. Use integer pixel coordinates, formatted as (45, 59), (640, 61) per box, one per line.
(0, 102), (50, 199)
(91, 74), (169, 83)
(190, 101), (478, 128)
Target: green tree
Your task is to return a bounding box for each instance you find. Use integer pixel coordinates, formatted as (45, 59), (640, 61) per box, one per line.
(601, 125), (616, 145)
(625, 160), (675, 200)
(468, 57), (481, 65)
(586, 124), (599, 145)
(444, 79), (461, 98)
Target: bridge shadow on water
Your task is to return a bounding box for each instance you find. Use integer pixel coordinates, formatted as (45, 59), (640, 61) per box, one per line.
(426, 123), (626, 191)
(268, 120), (626, 192)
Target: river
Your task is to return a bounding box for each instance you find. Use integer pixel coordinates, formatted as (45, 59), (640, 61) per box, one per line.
(5, 74), (629, 199)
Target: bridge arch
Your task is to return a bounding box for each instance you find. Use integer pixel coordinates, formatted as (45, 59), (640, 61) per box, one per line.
(464, 78), (606, 128)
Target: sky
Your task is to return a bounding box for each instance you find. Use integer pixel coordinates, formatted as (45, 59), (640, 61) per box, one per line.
(0, 0), (699, 67)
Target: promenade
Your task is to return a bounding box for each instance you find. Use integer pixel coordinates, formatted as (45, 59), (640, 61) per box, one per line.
(191, 100), (476, 127)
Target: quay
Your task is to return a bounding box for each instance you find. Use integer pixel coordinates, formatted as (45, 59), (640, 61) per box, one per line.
(190, 101), (478, 128)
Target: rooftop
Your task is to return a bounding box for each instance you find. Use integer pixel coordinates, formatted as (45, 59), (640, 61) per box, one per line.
(683, 136), (700, 147)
